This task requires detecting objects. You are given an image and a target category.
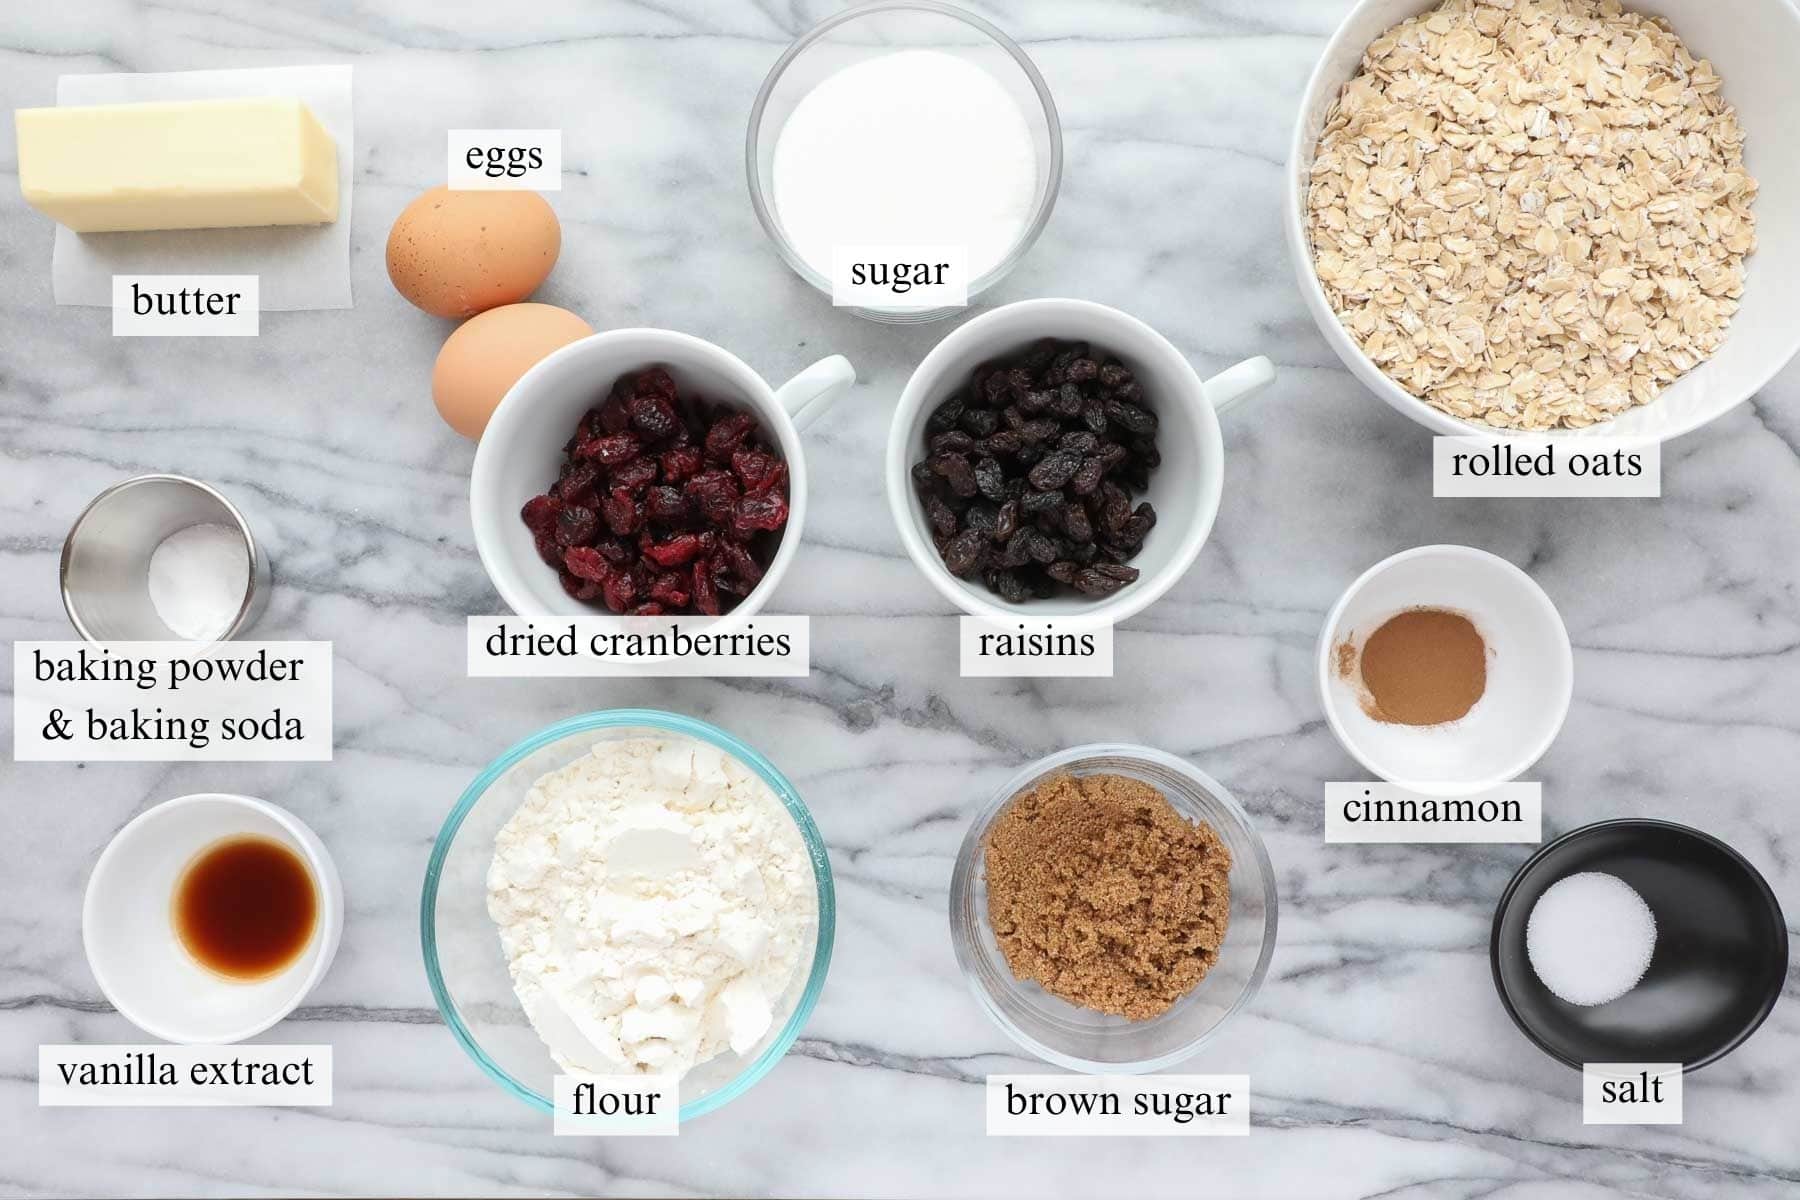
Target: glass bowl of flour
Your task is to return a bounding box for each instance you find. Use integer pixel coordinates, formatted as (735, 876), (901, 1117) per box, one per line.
(747, 1), (1062, 322)
(422, 710), (834, 1120)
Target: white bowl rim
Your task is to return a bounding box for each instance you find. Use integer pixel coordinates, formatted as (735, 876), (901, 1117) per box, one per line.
(947, 741), (1278, 1073)
(884, 297), (1225, 629)
(81, 792), (341, 1045)
(1283, 0), (1800, 443)
(470, 327), (809, 633)
(1314, 544), (1575, 791)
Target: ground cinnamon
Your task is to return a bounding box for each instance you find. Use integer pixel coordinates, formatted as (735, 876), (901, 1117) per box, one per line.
(983, 772), (1232, 1020)
(1343, 607), (1487, 726)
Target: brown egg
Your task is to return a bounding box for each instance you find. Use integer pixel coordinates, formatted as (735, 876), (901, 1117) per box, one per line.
(432, 303), (592, 439)
(386, 186), (560, 318)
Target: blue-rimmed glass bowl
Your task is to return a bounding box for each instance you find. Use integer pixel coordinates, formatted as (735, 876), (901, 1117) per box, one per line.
(421, 709), (835, 1120)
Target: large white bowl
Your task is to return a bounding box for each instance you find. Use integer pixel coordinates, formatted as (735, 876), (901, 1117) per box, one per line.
(1286, 0), (1800, 441)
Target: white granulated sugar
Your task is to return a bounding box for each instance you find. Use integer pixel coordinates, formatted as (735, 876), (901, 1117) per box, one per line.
(146, 522), (248, 641)
(487, 735), (815, 1078)
(772, 48), (1038, 284)
(1526, 871), (1657, 1007)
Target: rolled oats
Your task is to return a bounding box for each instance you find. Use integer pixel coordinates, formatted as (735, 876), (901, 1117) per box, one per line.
(1306, 0), (1756, 430)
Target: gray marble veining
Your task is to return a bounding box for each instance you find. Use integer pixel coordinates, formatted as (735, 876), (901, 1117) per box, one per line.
(2, 1), (1797, 1196)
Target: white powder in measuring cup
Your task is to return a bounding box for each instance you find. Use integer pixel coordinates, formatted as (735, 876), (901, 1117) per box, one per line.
(771, 48), (1038, 288)
(1526, 871), (1657, 1007)
(147, 523), (249, 641)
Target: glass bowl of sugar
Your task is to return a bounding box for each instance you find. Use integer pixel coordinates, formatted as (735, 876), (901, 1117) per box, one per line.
(747, 1), (1062, 323)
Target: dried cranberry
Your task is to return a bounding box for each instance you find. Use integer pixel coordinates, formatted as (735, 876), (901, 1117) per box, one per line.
(643, 533), (704, 567)
(601, 489), (642, 536)
(564, 546), (609, 582)
(560, 570), (602, 602)
(730, 446), (785, 493)
(692, 560), (722, 616)
(704, 411), (757, 462)
(555, 504), (599, 548)
(685, 469), (740, 525)
(578, 433), (641, 465)
(660, 445), (704, 483)
(600, 567), (638, 613)
(521, 494), (563, 535)
(720, 542), (764, 588)
(648, 570), (691, 608)
(534, 533), (564, 568)
(645, 486), (690, 526)
(732, 491), (788, 538)
(627, 602), (665, 616)
(629, 393), (681, 441)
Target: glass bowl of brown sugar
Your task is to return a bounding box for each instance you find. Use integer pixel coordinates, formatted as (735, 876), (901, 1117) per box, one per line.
(948, 744), (1277, 1073)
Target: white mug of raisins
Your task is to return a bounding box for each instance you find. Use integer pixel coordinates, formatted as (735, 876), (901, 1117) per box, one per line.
(886, 298), (1274, 627)
(471, 328), (855, 628)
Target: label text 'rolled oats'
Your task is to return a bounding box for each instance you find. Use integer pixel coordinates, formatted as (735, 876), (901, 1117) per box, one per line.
(1433, 436), (1660, 498)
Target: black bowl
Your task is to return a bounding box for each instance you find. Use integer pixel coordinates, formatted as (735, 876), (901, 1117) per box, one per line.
(1491, 818), (1787, 1072)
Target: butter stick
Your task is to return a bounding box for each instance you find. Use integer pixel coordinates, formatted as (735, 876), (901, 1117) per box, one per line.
(16, 97), (339, 233)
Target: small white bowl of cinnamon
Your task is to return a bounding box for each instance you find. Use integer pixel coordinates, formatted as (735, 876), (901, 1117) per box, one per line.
(1317, 545), (1573, 796)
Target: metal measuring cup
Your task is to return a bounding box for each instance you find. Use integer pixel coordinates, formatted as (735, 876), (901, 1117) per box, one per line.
(60, 474), (271, 643)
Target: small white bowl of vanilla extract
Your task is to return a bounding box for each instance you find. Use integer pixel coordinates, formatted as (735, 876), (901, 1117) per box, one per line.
(83, 794), (343, 1044)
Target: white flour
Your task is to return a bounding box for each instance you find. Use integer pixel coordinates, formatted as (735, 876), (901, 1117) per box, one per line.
(486, 735), (815, 1078)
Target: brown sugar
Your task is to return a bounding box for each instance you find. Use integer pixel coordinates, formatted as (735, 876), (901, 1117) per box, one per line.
(1351, 607), (1488, 726)
(983, 772), (1232, 1021)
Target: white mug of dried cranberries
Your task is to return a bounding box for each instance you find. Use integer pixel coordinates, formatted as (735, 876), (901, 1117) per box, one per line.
(472, 328), (854, 626)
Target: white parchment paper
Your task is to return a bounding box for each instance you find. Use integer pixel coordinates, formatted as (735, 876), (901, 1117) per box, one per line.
(50, 65), (354, 311)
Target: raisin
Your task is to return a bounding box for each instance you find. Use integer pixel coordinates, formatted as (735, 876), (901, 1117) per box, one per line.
(1082, 398), (1109, 434)
(1049, 384), (1084, 419)
(931, 452), (979, 498)
(1058, 431), (1101, 455)
(1020, 489), (1062, 520)
(963, 503), (999, 538)
(521, 494), (563, 535)
(1064, 503), (1094, 543)
(930, 430), (976, 455)
(942, 529), (987, 576)
(974, 456), (1007, 502)
(1028, 450), (1082, 491)
(1066, 357), (1099, 383)
(911, 460), (940, 494)
(926, 395), (965, 434)
(1071, 456), (1106, 496)
(1073, 565), (1137, 596)
(958, 407), (1000, 438)
(991, 569), (1029, 604)
(1099, 363), (1130, 390)
(978, 430), (1024, 457)
(925, 494), (959, 539)
(555, 504), (599, 547)
(1020, 527), (1059, 564)
(992, 499), (1019, 543)
(1046, 560), (1080, 584)
(1018, 389), (1053, 415)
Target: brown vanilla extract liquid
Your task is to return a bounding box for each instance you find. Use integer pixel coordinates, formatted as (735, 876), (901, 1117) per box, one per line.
(173, 835), (318, 981)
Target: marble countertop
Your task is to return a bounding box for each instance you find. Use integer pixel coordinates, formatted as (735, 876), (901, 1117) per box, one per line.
(3, 1), (1798, 1196)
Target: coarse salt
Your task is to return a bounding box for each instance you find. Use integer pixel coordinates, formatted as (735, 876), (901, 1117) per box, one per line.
(1526, 871), (1657, 1007)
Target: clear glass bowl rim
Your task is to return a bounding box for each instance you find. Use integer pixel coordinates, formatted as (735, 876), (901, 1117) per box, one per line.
(419, 707), (837, 1120)
(949, 742), (1279, 1073)
(744, 0), (1065, 303)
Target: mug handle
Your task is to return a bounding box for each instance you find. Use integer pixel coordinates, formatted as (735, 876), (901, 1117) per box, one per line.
(1204, 356), (1276, 417)
(775, 355), (857, 432)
